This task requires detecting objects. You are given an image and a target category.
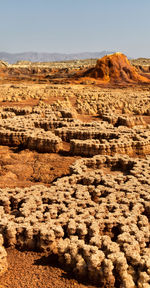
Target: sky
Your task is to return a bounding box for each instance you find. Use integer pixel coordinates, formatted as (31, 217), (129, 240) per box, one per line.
(0, 0), (150, 58)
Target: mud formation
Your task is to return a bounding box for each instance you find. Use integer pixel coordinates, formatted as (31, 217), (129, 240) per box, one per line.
(82, 53), (150, 83)
(0, 154), (149, 286)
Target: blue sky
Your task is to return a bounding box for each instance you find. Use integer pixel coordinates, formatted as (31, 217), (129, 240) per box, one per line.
(0, 0), (150, 57)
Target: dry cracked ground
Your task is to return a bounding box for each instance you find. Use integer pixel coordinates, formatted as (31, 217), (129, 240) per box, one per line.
(0, 79), (149, 287)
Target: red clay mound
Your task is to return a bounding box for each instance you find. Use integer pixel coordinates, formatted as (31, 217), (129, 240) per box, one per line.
(82, 52), (150, 83)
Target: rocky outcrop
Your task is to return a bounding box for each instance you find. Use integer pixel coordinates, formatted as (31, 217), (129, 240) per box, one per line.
(99, 112), (146, 128)
(135, 64), (150, 74)
(70, 134), (150, 156)
(0, 84), (150, 118)
(0, 154), (149, 286)
(82, 53), (150, 83)
(0, 129), (62, 153)
(56, 124), (150, 156)
(0, 105), (150, 156)
(0, 107), (63, 152)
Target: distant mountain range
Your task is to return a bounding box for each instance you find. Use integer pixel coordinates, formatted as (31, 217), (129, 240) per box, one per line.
(0, 51), (115, 64)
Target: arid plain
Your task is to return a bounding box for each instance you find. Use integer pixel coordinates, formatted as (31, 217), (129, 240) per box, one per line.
(0, 53), (149, 288)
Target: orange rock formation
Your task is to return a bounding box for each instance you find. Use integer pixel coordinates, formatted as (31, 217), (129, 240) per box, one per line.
(83, 52), (150, 83)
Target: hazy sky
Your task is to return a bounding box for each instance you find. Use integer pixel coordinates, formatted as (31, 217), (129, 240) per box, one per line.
(0, 0), (150, 57)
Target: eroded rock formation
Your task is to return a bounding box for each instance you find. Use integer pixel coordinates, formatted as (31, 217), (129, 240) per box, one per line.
(82, 53), (150, 83)
(0, 155), (149, 286)
(0, 57), (150, 287)
(0, 105), (149, 157)
(0, 107), (63, 152)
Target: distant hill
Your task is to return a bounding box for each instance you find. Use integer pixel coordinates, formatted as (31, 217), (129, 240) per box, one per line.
(0, 51), (115, 64)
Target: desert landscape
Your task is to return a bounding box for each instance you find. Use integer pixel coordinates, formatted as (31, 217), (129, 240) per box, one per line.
(0, 53), (149, 288)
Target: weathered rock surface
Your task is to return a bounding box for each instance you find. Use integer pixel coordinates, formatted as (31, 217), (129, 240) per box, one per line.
(0, 154), (149, 286)
(0, 107), (63, 152)
(0, 57), (150, 287)
(0, 105), (149, 157)
(0, 84), (150, 119)
(56, 124), (150, 156)
(82, 53), (150, 83)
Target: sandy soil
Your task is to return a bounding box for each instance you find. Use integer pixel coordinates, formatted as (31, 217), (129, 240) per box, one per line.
(0, 248), (97, 288)
(0, 146), (79, 188)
